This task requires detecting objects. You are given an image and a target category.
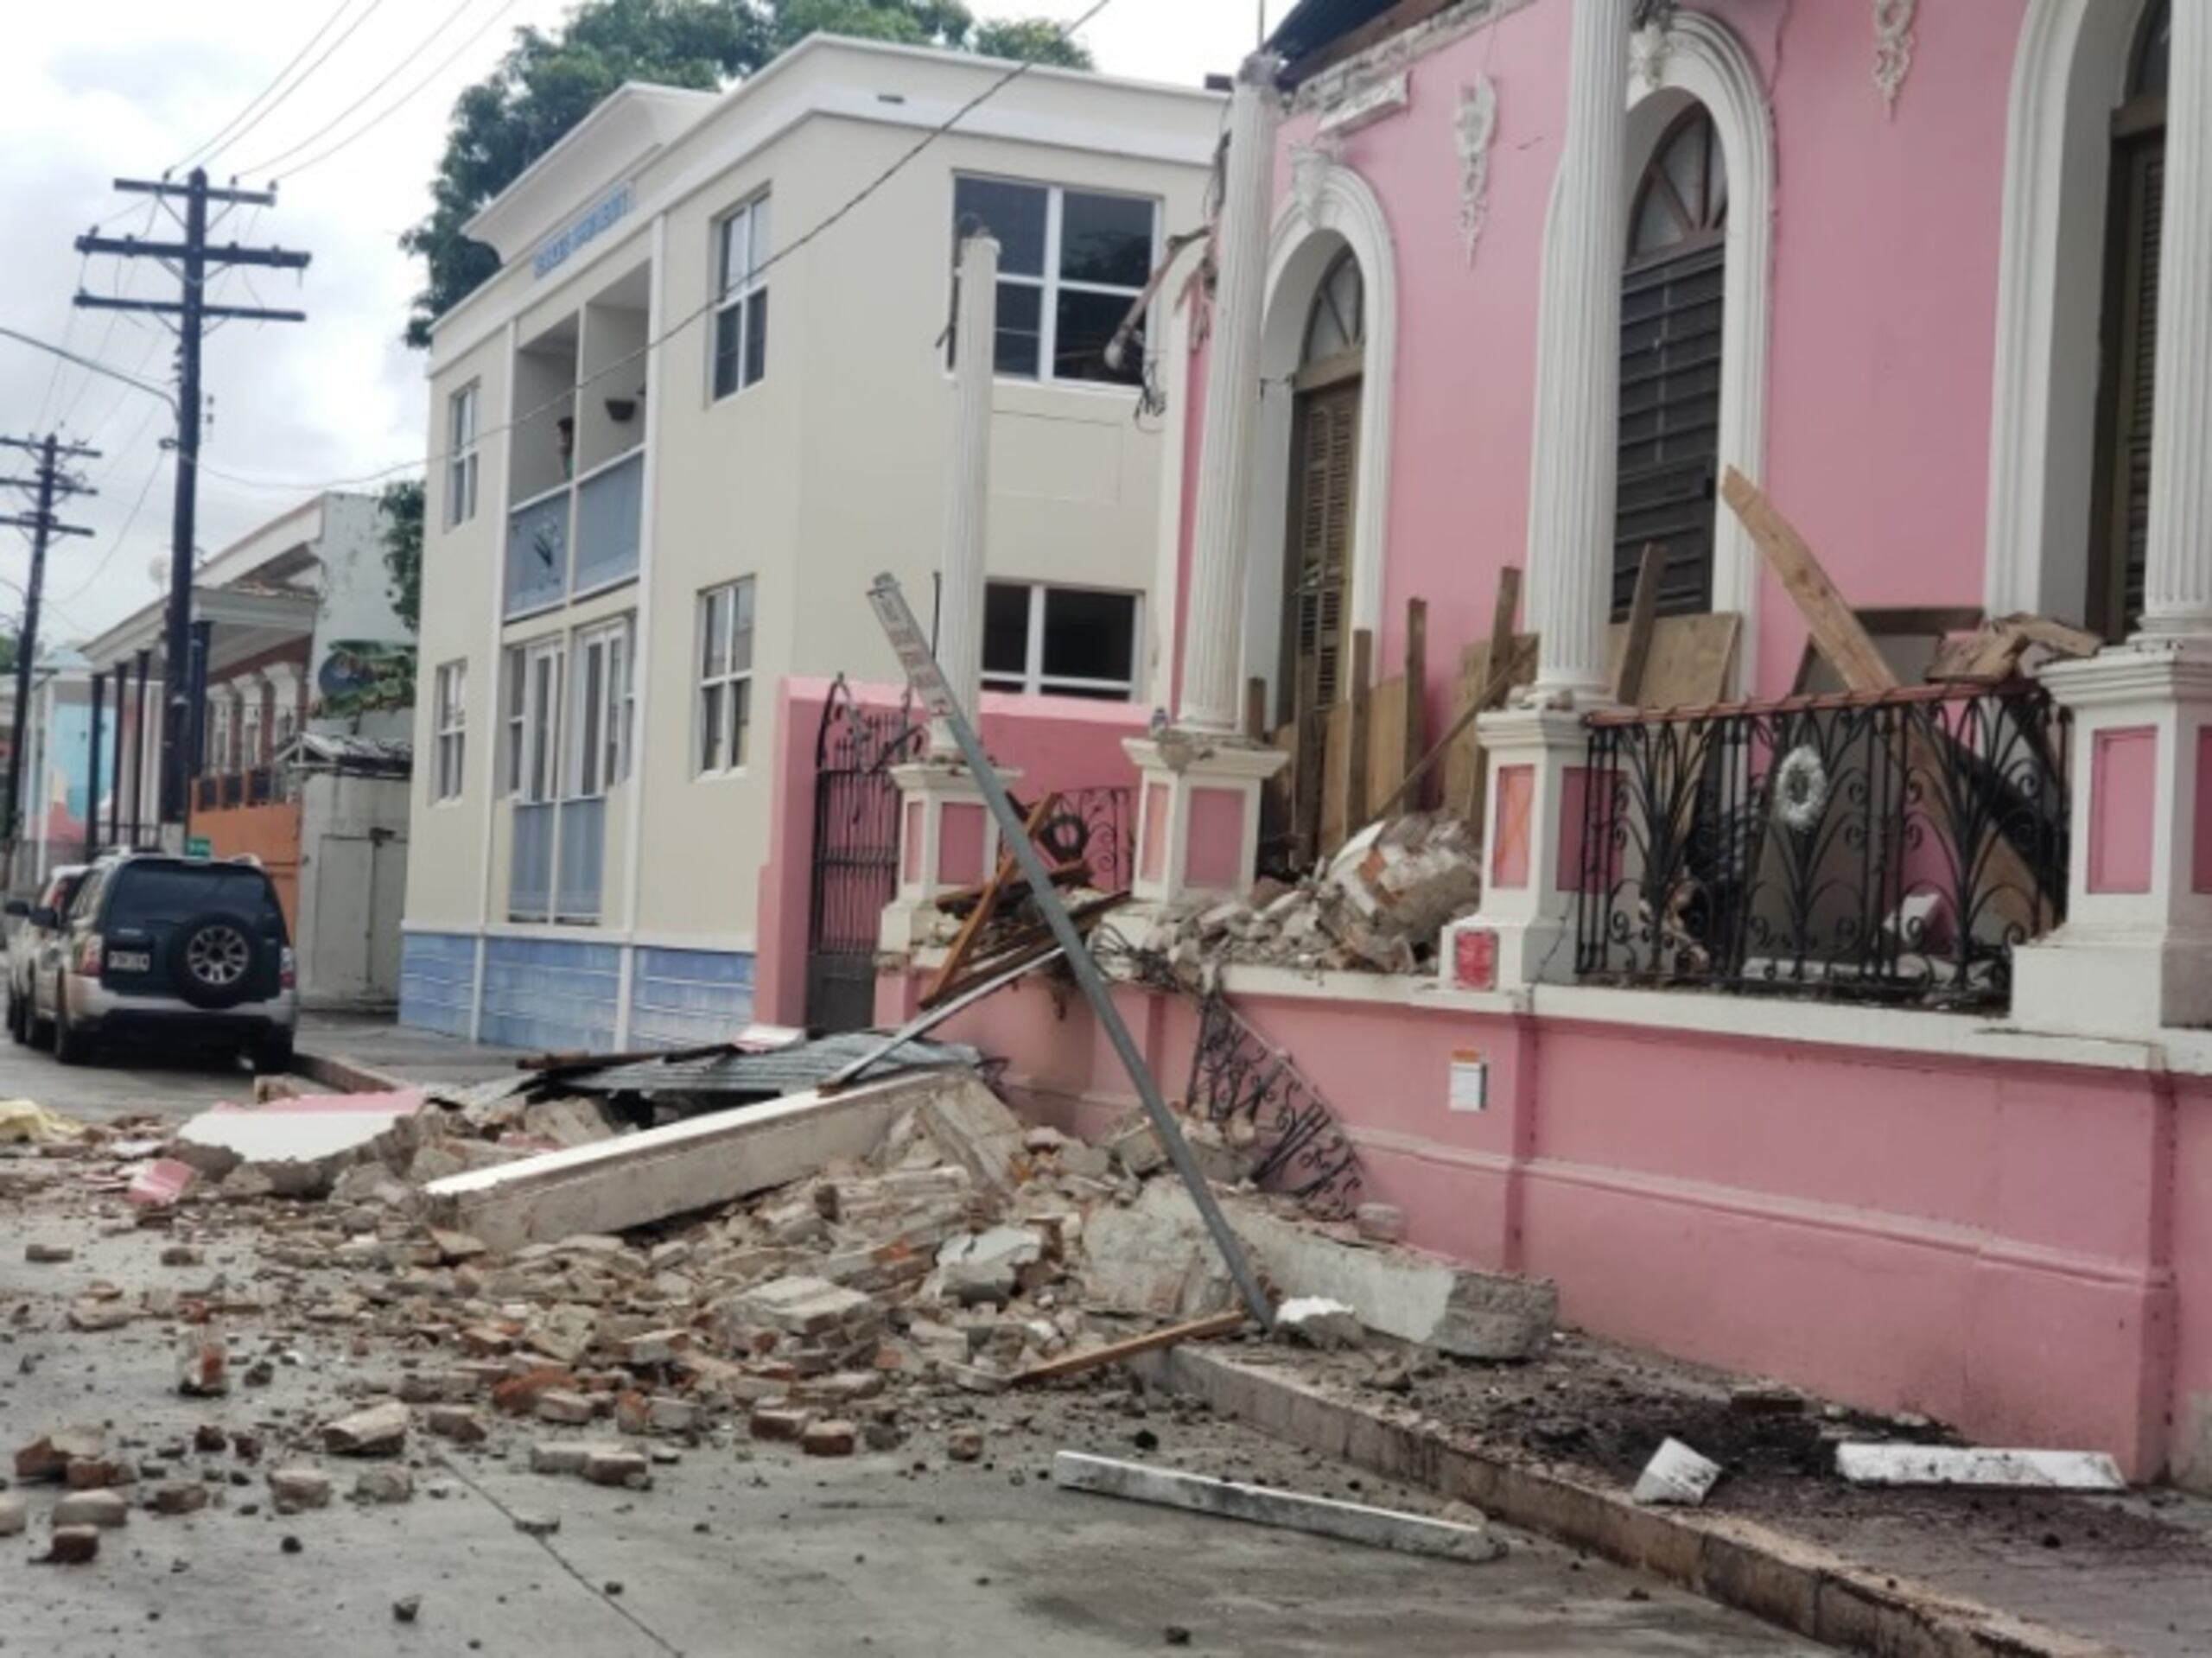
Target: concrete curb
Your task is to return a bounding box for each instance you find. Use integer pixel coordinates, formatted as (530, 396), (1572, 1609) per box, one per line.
(289, 1045), (410, 1096)
(1132, 1347), (2122, 1658)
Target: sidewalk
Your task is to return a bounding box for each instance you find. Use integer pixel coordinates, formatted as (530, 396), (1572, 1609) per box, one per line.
(1140, 1334), (2212, 1658)
(295, 1010), (528, 1092)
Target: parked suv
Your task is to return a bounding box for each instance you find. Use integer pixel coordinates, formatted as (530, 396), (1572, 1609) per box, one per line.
(4, 864), (87, 1045)
(29, 853), (297, 1070)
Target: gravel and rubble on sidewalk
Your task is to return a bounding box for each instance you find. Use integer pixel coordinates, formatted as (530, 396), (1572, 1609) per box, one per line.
(1210, 1330), (2212, 1657)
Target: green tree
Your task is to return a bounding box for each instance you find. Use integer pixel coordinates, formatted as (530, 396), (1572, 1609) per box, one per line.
(377, 477), (425, 636)
(402, 0), (1091, 346)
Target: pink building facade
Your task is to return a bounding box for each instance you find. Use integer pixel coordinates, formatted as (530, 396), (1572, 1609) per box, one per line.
(868, 0), (2212, 1490)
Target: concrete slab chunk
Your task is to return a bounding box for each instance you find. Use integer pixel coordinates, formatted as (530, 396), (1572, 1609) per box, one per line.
(1052, 1452), (1503, 1563)
(1631, 1438), (1722, 1506)
(1834, 1445), (2126, 1491)
(421, 1070), (974, 1254)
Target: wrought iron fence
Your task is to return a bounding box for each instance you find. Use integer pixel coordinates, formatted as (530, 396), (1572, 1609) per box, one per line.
(1185, 994), (1364, 1218)
(1028, 785), (1134, 894)
(1573, 682), (2069, 1011)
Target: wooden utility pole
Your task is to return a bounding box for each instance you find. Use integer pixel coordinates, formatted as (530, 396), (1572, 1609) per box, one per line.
(0, 433), (98, 853)
(73, 168), (309, 839)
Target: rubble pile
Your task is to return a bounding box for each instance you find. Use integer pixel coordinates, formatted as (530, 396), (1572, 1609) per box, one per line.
(1126, 813), (1484, 979)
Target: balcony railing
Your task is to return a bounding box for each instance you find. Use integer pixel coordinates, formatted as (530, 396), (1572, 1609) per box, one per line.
(509, 801), (556, 921)
(573, 450), (643, 594)
(1021, 785), (1135, 894)
(1573, 682), (2069, 1013)
(505, 487), (570, 619)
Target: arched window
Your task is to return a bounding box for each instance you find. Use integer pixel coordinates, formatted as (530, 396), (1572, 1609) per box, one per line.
(2088, 0), (2170, 638)
(1616, 106), (1728, 619)
(1301, 251), (1365, 369)
(1281, 250), (1366, 726)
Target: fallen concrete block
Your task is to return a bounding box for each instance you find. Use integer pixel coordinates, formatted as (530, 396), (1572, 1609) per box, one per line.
(168, 1089), (427, 1198)
(25, 1241), (74, 1262)
(1276, 1297), (1364, 1350)
(268, 1468), (334, 1510)
(149, 1482), (209, 1516)
(41, 1526), (99, 1564)
(353, 1465), (415, 1504)
(421, 1070), (968, 1254)
(582, 1450), (650, 1488)
(0, 1492), (26, 1535)
(937, 1225), (1043, 1305)
(52, 1489), (129, 1528)
(1053, 1452), (1503, 1562)
(323, 1401), (409, 1456)
(1084, 1183), (1555, 1358)
(1631, 1438), (1723, 1507)
(1834, 1445), (2125, 1491)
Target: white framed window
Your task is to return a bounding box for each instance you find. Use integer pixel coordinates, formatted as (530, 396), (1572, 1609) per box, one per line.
(446, 382), (480, 526)
(710, 194), (772, 400)
(505, 638), (565, 802)
(432, 659), (467, 802)
(696, 578), (755, 773)
(981, 582), (1141, 700)
(569, 619), (635, 797)
(205, 697), (232, 776)
(950, 177), (1157, 386)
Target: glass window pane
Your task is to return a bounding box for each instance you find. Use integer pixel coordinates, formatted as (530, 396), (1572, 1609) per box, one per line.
(983, 582), (1031, 677)
(732, 583), (754, 674)
(732, 677), (752, 768)
(1054, 289), (1141, 385)
(994, 281), (1042, 378)
(1041, 589), (1135, 684)
(747, 196), (772, 279)
(699, 683), (723, 772)
(712, 305), (741, 399)
(580, 647), (605, 795)
(1060, 191), (1153, 288)
(719, 211), (748, 295)
(702, 590), (729, 677)
(742, 289), (768, 388)
(954, 177), (1046, 275)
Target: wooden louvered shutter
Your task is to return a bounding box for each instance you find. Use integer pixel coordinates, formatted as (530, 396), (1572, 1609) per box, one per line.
(2107, 139), (2164, 634)
(1287, 383), (1361, 714)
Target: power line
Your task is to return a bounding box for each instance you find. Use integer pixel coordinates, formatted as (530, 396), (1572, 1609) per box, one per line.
(175, 0), (362, 171)
(0, 433), (99, 844)
(54, 449), (167, 613)
(241, 0), (520, 181)
(193, 0), (391, 172)
(16, 0), (1122, 503)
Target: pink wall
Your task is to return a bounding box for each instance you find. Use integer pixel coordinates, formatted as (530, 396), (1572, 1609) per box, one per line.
(1175, 0), (2032, 745)
(754, 677), (1146, 1026)
(918, 969), (2209, 1488)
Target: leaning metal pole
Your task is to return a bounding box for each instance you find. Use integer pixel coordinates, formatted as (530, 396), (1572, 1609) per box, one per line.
(867, 573), (1274, 1329)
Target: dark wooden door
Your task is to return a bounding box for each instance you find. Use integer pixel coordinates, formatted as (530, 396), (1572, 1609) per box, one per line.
(2091, 127), (2165, 638)
(1282, 380), (1361, 723)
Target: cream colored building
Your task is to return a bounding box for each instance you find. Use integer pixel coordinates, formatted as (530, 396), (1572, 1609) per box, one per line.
(400, 35), (1222, 1050)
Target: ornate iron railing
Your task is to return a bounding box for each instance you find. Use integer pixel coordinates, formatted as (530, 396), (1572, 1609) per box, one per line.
(1030, 785), (1134, 894)
(1185, 994), (1364, 1218)
(1573, 682), (2069, 1011)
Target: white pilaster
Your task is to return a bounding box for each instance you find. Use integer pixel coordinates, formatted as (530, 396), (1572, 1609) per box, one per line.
(2139, 0), (2212, 637)
(1437, 707), (1592, 992)
(1180, 53), (1281, 734)
(932, 232), (998, 757)
(1526, 0), (1633, 702)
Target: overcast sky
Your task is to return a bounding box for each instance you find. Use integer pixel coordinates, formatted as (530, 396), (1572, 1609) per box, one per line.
(0, 0), (1282, 648)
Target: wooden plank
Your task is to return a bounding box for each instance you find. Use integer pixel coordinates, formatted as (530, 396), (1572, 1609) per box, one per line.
(1343, 629), (1375, 848)
(1623, 612), (1740, 709)
(1465, 570), (1524, 821)
(1243, 677), (1268, 742)
(1721, 467), (1894, 691)
(1612, 545), (1662, 703)
(1402, 598), (1427, 809)
(1363, 675), (1409, 817)
(1319, 700), (1351, 854)
(1013, 1310), (1248, 1386)
(923, 794), (1055, 1007)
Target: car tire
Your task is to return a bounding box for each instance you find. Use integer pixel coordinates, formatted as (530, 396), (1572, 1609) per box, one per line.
(251, 1033), (295, 1076)
(168, 912), (264, 1012)
(29, 981), (54, 1051)
(51, 980), (91, 1067)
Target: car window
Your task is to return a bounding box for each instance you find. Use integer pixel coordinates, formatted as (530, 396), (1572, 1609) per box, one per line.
(43, 875), (82, 917)
(105, 864), (283, 932)
(67, 867), (111, 923)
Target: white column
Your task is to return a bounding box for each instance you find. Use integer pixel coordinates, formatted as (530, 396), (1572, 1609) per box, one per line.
(1526, 0), (1633, 702)
(932, 232), (998, 757)
(1179, 53), (1281, 735)
(2139, 1), (2212, 637)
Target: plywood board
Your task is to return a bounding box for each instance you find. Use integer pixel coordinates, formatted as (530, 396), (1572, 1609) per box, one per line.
(1605, 612), (1742, 710)
(1442, 632), (1537, 829)
(1364, 674), (1412, 817)
(1319, 701), (1351, 854)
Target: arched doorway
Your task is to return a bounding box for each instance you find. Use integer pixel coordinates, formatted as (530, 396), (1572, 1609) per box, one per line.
(2088, 0), (2171, 639)
(1614, 105), (1728, 621)
(1279, 249), (1366, 727)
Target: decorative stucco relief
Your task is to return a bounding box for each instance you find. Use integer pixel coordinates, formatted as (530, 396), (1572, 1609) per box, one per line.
(1288, 137), (1347, 227)
(1630, 3), (1678, 89)
(1455, 77), (1499, 265)
(1874, 0), (1917, 114)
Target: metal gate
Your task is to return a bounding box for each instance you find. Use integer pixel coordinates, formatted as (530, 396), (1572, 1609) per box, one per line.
(804, 677), (922, 1033)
